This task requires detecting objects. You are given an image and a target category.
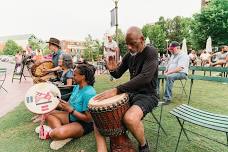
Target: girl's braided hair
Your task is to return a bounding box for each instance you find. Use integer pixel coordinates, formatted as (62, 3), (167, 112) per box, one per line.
(76, 63), (96, 86)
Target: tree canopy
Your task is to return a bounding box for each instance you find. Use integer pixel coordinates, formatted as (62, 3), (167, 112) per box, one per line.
(142, 16), (192, 53)
(84, 34), (102, 61)
(191, 0), (228, 50)
(3, 40), (22, 55)
(113, 28), (127, 56)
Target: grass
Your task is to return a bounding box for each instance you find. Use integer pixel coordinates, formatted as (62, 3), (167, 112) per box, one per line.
(0, 72), (228, 152)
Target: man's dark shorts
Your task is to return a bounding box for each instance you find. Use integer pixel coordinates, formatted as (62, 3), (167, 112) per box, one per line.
(128, 93), (159, 117)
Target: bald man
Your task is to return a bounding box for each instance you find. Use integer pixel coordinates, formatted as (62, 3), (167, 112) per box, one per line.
(94, 26), (159, 152)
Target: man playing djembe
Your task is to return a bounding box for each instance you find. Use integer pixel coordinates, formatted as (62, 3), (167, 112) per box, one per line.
(94, 26), (159, 152)
(32, 38), (64, 83)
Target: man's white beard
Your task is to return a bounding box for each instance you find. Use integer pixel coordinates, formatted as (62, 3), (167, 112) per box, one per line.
(130, 52), (137, 56)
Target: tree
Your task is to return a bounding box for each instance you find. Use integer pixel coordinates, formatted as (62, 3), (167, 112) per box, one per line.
(113, 29), (127, 56)
(28, 40), (41, 51)
(84, 35), (101, 61)
(165, 16), (192, 45)
(191, 0), (228, 50)
(142, 24), (166, 53)
(92, 39), (103, 61)
(142, 16), (192, 53)
(42, 46), (52, 55)
(3, 40), (22, 55)
(84, 35), (93, 61)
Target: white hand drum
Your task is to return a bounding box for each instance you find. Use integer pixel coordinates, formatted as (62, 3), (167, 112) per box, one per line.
(24, 82), (61, 114)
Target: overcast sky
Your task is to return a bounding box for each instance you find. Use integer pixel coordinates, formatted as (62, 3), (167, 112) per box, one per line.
(0, 0), (201, 41)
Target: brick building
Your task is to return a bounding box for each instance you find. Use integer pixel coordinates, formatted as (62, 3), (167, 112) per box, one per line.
(61, 40), (86, 62)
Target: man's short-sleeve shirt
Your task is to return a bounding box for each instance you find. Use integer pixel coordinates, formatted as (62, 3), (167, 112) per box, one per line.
(167, 52), (189, 74)
(52, 49), (63, 67)
(104, 40), (118, 58)
(215, 52), (228, 60)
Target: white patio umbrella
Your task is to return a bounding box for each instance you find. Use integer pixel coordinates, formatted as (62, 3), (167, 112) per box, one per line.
(206, 36), (212, 53)
(145, 37), (150, 45)
(181, 38), (188, 54)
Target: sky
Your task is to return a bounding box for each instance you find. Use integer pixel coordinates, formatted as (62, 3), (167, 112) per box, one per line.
(0, 0), (201, 41)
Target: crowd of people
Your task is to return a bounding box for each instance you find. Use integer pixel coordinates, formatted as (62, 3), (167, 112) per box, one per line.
(157, 44), (228, 104)
(19, 26), (228, 152)
(24, 27), (158, 152)
(159, 45), (228, 68)
(193, 45), (228, 67)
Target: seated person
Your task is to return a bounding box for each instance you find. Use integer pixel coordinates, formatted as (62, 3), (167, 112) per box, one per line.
(200, 50), (211, 66)
(225, 45), (228, 67)
(94, 27), (159, 152)
(162, 41), (189, 104)
(209, 45), (228, 67)
(189, 50), (197, 66)
(57, 54), (74, 101)
(33, 38), (64, 83)
(37, 64), (96, 150)
(59, 53), (74, 86)
(45, 38), (64, 73)
(15, 51), (23, 73)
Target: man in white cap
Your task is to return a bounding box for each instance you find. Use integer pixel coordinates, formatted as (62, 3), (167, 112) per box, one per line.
(104, 34), (119, 62)
(104, 34), (119, 81)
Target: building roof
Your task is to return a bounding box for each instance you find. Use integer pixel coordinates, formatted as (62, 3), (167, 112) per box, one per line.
(0, 34), (35, 42)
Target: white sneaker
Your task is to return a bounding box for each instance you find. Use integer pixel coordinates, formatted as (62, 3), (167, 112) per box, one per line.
(50, 138), (72, 150)
(35, 125), (52, 134)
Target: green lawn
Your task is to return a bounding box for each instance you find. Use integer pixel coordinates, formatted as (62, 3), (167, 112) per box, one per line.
(0, 73), (228, 152)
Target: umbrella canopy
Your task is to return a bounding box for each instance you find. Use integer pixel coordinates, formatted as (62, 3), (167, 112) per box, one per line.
(206, 36), (212, 53)
(145, 37), (150, 45)
(181, 38), (187, 54)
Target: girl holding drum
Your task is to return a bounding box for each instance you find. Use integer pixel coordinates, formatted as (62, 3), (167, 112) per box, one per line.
(40, 64), (96, 150)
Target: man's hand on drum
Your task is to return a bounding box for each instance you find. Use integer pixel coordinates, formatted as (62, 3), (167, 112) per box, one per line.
(59, 99), (73, 112)
(106, 56), (117, 71)
(42, 68), (51, 74)
(94, 88), (117, 101)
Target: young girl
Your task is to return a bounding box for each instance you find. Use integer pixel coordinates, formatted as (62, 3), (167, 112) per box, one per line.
(41, 64), (96, 150)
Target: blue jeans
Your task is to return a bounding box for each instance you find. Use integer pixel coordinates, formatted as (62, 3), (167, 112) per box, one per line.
(163, 72), (187, 101)
(156, 78), (162, 96)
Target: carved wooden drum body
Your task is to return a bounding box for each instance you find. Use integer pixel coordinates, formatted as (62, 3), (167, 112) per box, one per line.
(89, 93), (136, 152)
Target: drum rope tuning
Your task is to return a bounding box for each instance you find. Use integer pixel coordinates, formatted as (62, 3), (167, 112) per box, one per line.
(88, 93), (136, 152)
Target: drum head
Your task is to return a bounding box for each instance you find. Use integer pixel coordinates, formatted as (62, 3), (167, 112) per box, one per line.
(89, 93), (128, 108)
(31, 61), (53, 77)
(24, 82), (61, 114)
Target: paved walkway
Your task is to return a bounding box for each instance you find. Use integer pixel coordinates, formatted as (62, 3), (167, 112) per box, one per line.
(0, 61), (109, 118)
(0, 61), (33, 117)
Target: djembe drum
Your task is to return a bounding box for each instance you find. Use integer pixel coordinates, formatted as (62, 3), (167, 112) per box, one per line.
(31, 61), (57, 83)
(88, 93), (136, 152)
(25, 83), (61, 139)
